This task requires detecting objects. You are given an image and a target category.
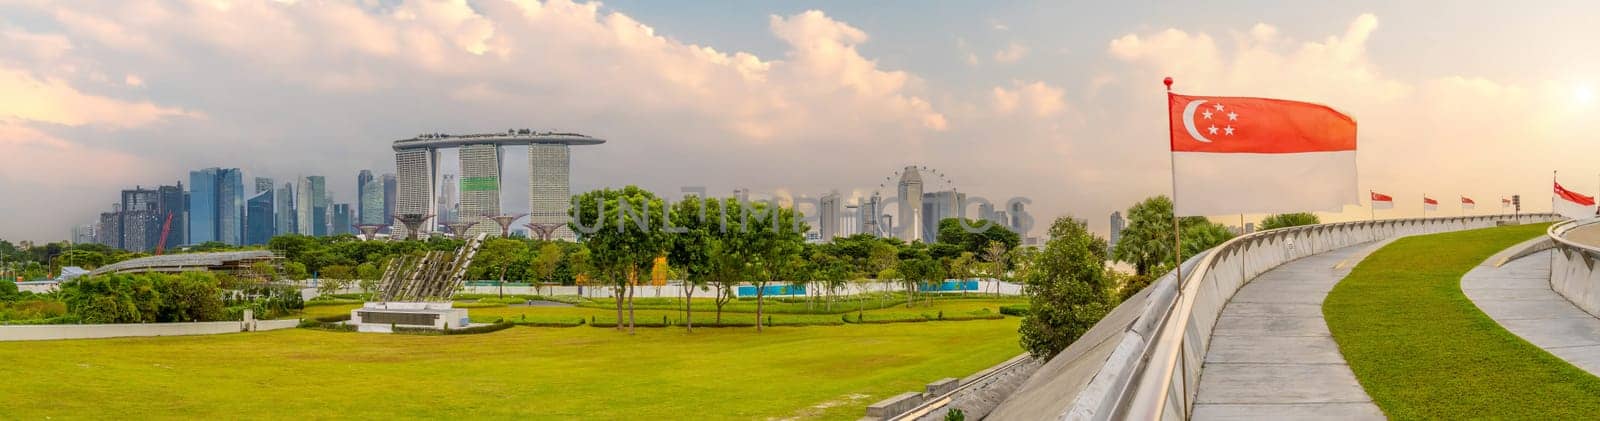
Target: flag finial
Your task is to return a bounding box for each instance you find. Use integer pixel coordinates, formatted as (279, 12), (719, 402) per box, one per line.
(1163, 77), (1173, 91)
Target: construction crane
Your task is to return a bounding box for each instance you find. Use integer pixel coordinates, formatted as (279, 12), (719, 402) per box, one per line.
(155, 212), (174, 255)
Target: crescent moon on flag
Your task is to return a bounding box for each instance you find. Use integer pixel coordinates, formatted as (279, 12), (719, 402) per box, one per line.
(1182, 99), (1213, 143)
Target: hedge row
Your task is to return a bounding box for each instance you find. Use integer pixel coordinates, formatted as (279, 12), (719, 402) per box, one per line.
(998, 305), (1029, 317)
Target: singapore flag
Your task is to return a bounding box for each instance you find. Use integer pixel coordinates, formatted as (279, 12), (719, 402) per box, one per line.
(1168, 93), (1358, 216)
(1554, 180), (1596, 220)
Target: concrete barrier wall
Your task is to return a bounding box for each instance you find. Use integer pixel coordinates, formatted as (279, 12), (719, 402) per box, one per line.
(990, 213), (1557, 420)
(1548, 218), (1600, 318)
(456, 280), (1024, 299)
(0, 318), (299, 342)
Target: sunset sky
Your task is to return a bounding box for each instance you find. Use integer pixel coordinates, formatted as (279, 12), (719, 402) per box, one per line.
(3, 0), (1599, 241)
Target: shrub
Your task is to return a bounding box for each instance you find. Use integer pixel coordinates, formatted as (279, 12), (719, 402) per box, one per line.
(998, 305), (1029, 317)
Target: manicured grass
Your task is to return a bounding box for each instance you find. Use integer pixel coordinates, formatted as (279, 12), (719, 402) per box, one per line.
(1324, 223), (1600, 419)
(0, 299), (1024, 420)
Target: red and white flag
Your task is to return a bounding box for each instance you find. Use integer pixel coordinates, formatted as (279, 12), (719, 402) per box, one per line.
(1554, 180), (1596, 220)
(1168, 91), (1358, 216)
(1423, 196), (1439, 212)
(1371, 191), (1394, 210)
(1461, 196), (1475, 210)
(1501, 197), (1512, 209)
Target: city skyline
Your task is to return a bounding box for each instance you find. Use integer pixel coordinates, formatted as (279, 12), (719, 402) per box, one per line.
(6, 1), (1600, 243)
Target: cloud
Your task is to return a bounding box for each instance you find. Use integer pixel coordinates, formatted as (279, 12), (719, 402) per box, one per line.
(0, 66), (196, 128)
(993, 42), (1028, 63)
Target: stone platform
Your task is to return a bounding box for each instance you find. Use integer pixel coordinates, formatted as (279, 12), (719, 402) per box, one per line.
(350, 302), (469, 333)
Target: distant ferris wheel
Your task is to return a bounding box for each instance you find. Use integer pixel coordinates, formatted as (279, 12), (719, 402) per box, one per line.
(862, 165), (958, 237)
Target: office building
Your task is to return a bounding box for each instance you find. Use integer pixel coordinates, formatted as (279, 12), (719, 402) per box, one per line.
(457, 143), (501, 237)
(97, 209), (121, 248)
(71, 224), (95, 245)
(859, 192), (883, 237)
(1110, 211), (1125, 255)
(296, 176), (327, 236)
(332, 204), (352, 236)
(921, 190), (965, 243)
(254, 177), (274, 194)
(1009, 200), (1030, 236)
(360, 176), (385, 225)
(156, 183), (186, 247)
(437, 174), (458, 224)
(120, 187), (160, 252)
(897, 166), (923, 241)
(819, 191), (841, 241)
(189, 168), (243, 245)
(381, 173), (397, 232)
(356, 170), (374, 223)
(245, 190), (274, 245)
(276, 182), (296, 237)
(392, 130), (604, 239)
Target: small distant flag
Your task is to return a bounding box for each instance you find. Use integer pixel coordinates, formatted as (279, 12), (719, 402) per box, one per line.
(1461, 196), (1476, 210)
(1554, 179), (1596, 220)
(1502, 197), (1512, 209)
(1371, 191), (1394, 209)
(1423, 196), (1439, 212)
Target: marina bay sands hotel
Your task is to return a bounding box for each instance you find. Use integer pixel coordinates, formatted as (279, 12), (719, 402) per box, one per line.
(391, 130), (605, 240)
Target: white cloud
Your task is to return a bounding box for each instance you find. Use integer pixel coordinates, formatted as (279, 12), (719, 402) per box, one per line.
(993, 42), (1028, 63)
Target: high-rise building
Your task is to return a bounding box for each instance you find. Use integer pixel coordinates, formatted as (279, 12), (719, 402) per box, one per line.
(332, 204), (352, 236)
(437, 174), (458, 224)
(360, 176), (384, 225)
(732, 188), (749, 204)
(189, 169), (219, 244)
(71, 224), (95, 245)
(217, 169), (244, 245)
(296, 176), (328, 236)
(897, 166), (924, 242)
(921, 190), (964, 243)
(381, 173), (397, 232)
(392, 131), (603, 240)
(276, 182), (296, 237)
(356, 170), (374, 223)
(1009, 200), (1030, 236)
(120, 187), (161, 252)
(245, 190), (274, 245)
(156, 183), (186, 247)
(458, 144), (501, 237)
(97, 208), (121, 248)
(189, 168), (243, 245)
(1109, 211), (1125, 255)
(859, 192), (883, 237)
(819, 191), (841, 241)
(254, 177), (274, 194)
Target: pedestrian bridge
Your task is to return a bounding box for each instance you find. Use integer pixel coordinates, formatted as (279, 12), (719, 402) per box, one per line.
(982, 213), (1560, 420)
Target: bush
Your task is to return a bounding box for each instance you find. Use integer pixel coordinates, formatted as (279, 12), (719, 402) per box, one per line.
(60, 272), (229, 323)
(452, 302), (508, 309)
(0, 299), (67, 321)
(297, 320), (356, 331)
(998, 305), (1029, 317)
(394, 322), (515, 335)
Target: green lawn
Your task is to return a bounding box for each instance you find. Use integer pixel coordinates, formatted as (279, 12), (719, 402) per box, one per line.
(1324, 223), (1600, 419)
(0, 299), (1024, 420)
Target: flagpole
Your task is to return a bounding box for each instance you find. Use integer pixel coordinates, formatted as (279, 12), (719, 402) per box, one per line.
(1369, 190), (1374, 221)
(1163, 76), (1190, 418)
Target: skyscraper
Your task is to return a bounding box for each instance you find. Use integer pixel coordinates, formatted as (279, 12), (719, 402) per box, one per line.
(458, 144), (501, 237)
(189, 169), (219, 244)
(381, 173), (396, 232)
(332, 204), (352, 236)
(921, 190), (964, 243)
(71, 224), (95, 245)
(97, 208), (121, 248)
(1009, 200), (1030, 236)
(245, 190), (274, 245)
(860, 192), (883, 237)
(356, 170), (374, 223)
(189, 168), (243, 245)
(120, 187), (160, 252)
(392, 131), (603, 239)
(1110, 211), (1125, 255)
(819, 191), (841, 241)
(276, 182), (296, 237)
(437, 174), (458, 224)
(255, 177), (274, 194)
(897, 166), (923, 242)
(296, 176), (328, 236)
(360, 176), (384, 225)
(156, 183), (186, 247)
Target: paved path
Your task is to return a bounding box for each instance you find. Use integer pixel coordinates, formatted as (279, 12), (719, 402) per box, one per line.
(1463, 250), (1600, 376)
(1565, 223), (1600, 248)
(1193, 243), (1386, 420)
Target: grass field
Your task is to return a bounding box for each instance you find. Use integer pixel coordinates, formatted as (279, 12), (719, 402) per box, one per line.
(0, 298), (1024, 420)
(1324, 223), (1600, 419)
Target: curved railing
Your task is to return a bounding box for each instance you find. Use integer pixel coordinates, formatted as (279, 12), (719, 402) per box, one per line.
(990, 213), (1556, 420)
(1547, 218), (1600, 318)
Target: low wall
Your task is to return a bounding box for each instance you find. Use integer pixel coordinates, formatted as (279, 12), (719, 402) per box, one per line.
(0, 315), (297, 342)
(989, 213), (1558, 420)
(456, 280), (1023, 299)
(1549, 218), (1600, 318)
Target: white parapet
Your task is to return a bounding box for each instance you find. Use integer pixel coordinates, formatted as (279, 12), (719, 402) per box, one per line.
(351, 301), (469, 333)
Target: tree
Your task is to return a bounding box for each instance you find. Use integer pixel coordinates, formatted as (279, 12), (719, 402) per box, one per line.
(356, 262), (381, 295)
(722, 198), (807, 332)
(867, 242), (899, 305)
(1259, 212), (1321, 231)
(981, 240), (1009, 296)
(897, 252), (940, 307)
(936, 218), (1021, 255)
(282, 261), (309, 281)
(1019, 216), (1116, 358)
(948, 252), (977, 296)
(570, 186), (671, 333)
(1112, 196), (1234, 277)
(529, 242), (564, 296)
(667, 195), (719, 331)
(318, 265), (355, 296)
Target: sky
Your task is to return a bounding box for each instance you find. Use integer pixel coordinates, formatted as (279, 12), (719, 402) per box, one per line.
(3, 0), (1600, 242)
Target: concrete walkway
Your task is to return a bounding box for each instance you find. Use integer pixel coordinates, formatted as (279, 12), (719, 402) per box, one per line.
(1463, 250), (1600, 376)
(1193, 243), (1386, 420)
